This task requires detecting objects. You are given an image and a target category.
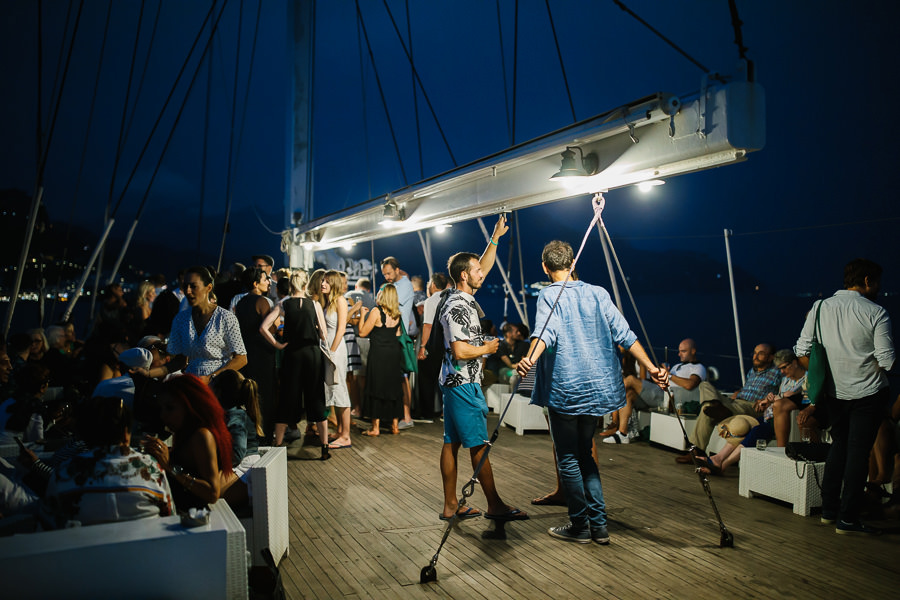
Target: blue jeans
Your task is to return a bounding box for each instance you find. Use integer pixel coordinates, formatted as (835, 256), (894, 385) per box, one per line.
(822, 388), (889, 522)
(548, 410), (606, 531)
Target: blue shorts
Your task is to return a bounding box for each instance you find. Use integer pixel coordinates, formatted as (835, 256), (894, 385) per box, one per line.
(441, 383), (489, 448)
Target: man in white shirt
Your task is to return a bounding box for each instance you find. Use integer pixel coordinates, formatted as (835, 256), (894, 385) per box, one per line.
(795, 258), (894, 535)
(607, 338), (706, 444)
(415, 273), (451, 419)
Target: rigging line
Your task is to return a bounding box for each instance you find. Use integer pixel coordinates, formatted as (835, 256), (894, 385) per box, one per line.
(106, 0), (147, 217)
(233, 1), (276, 237)
(514, 211), (528, 327)
(611, 0), (710, 74)
(306, 0), (317, 221)
(43, 0), (74, 139)
(544, 0), (576, 123)
(123, 0), (164, 147)
(379, 0), (457, 167)
(197, 33), (213, 261)
(727, 0), (749, 61)
(36, 0), (43, 170)
(511, 0), (519, 144)
(50, 0), (114, 321)
(217, 0), (246, 273)
(106, 0), (230, 285)
(356, 0), (408, 185)
(357, 11), (372, 200)
(495, 0), (512, 145)
(35, 0), (84, 187)
(596, 217), (659, 366)
(7, 3), (84, 338)
(109, 0), (219, 219)
(406, 0), (423, 180)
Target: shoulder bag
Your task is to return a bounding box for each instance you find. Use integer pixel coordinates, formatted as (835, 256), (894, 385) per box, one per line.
(398, 318), (418, 374)
(806, 300), (831, 405)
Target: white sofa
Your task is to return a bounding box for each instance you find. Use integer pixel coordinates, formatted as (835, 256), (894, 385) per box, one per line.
(239, 446), (289, 567)
(0, 500), (248, 599)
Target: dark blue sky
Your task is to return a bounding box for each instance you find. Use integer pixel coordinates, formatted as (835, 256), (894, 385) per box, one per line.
(2, 1), (899, 380)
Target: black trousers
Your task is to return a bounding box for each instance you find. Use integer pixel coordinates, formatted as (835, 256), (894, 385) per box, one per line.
(414, 350), (442, 418)
(822, 387), (890, 522)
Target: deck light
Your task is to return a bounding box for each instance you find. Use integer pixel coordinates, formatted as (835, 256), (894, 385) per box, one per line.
(637, 179), (665, 192)
(550, 146), (598, 181)
(378, 199), (405, 226)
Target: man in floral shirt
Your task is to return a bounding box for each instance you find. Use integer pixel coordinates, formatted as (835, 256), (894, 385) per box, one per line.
(436, 215), (528, 523)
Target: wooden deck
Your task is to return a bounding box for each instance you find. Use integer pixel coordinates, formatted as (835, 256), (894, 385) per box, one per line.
(277, 415), (899, 600)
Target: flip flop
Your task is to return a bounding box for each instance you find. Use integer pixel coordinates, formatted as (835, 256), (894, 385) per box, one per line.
(360, 430), (379, 437)
(531, 494), (566, 506)
(328, 442), (352, 449)
(700, 457), (723, 476)
(485, 507), (529, 521)
(438, 506), (483, 521)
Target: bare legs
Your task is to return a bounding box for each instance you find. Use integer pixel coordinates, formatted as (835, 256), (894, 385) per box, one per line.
(273, 422), (288, 446)
(402, 376), (412, 423)
(329, 406), (352, 447)
(440, 441), (513, 518)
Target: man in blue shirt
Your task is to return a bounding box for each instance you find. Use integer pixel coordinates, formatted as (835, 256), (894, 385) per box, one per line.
(676, 343), (781, 463)
(517, 240), (667, 544)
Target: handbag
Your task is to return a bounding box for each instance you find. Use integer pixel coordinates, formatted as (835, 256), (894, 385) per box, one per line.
(398, 318), (418, 374)
(785, 441), (830, 463)
(806, 300), (831, 405)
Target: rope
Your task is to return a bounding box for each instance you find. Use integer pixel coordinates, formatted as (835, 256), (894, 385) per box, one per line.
(43, 0), (74, 140)
(217, 0), (246, 273)
(357, 11), (373, 200)
(405, 0), (423, 180)
(105, 0), (230, 284)
(123, 0), (164, 145)
(36, 0), (43, 169)
(511, 0), (519, 144)
(727, 0), (749, 61)
(611, 0), (710, 74)
(595, 216), (659, 365)
(235, 0), (279, 238)
(106, 0), (147, 223)
(495, 0), (512, 145)
(35, 0), (83, 187)
(51, 0), (114, 323)
(109, 1), (220, 218)
(379, 0), (457, 167)
(544, 0), (576, 122)
(356, 0), (408, 185)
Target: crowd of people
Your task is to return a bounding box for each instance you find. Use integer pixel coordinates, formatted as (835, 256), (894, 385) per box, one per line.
(1, 231), (897, 544)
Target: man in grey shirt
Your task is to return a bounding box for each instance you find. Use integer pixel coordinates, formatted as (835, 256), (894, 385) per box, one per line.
(795, 258), (894, 535)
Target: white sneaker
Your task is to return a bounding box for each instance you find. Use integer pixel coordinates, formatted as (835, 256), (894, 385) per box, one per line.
(602, 432), (630, 444)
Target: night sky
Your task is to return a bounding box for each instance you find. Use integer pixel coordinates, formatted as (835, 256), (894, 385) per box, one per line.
(2, 1), (899, 383)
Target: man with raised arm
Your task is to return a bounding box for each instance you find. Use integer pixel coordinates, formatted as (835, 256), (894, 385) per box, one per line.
(517, 240), (667, 544)
(438, 215), (528, 523)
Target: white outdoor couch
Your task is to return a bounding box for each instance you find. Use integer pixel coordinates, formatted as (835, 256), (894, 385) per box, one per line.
(239, 446), (289, 567)
(0, 500), (248, 599)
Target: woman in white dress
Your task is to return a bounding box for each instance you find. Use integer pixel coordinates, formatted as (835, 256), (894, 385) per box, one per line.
(321, 270), (352, 448)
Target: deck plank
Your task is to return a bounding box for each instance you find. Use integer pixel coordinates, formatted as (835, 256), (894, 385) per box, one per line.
(276, 416), (900, 599)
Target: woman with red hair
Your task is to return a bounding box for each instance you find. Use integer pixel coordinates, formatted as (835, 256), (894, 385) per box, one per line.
(145, 374), (238, 510)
